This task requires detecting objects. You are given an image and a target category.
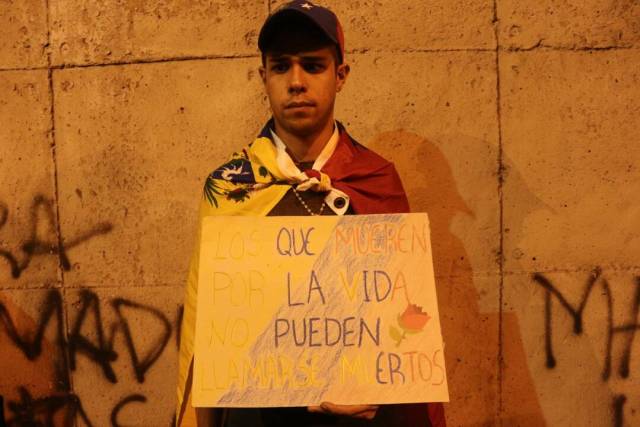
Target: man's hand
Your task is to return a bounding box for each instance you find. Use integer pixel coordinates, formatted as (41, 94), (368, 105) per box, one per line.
(308, 402), (379, 420)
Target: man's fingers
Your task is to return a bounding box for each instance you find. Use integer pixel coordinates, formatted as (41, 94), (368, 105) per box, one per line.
(307, 405), (324, 413)
(319, 402), (379, 419)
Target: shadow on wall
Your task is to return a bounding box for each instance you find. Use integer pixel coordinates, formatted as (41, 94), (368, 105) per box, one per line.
(0, 293), (77, 426)
(367, 130), (545, 426)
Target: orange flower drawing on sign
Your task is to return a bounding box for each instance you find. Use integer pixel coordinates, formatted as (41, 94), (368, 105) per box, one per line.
(389, 303), (431, 346)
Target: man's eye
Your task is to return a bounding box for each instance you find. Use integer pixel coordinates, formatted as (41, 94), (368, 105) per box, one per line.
(304, 63), (325, 73)
(271, 63), (288, 72)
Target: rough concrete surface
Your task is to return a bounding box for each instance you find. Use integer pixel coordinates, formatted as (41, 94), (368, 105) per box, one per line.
(0, 70), (59, 288)
(49, 0), (268, 66)
(501, 50), (640, 274)
(54, 58), (267, 288)
(1, 1), (639, 426)
(0, 0), (48, 69)
(503, 270), (640, 426)
(272, 0), (497, 51)
(498, 0), (640, 49)
(65, 285), (182, 426)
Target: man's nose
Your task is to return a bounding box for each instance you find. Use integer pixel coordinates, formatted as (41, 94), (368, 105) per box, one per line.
(288, 64), (307, 94)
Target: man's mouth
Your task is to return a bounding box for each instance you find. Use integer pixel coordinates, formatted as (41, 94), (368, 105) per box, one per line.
(285, 101), (315, 109)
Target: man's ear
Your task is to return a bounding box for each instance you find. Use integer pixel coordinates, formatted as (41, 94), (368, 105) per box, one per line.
(259, 66), (267, 85)
(336, 63), (350, 93)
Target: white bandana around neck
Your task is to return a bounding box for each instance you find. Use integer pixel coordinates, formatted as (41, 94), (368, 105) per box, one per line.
(270, 123), (350, 215)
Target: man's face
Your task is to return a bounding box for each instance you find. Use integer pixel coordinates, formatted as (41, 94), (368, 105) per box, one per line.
(260, 38), (349, 138)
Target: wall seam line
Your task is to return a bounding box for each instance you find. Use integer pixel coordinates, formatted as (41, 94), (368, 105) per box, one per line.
(493, 0), (505, 424)
(44, 0), (76, 406)
(1, 45), (638, 74)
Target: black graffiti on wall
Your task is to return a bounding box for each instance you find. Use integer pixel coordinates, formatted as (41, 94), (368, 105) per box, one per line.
(5, 387), (93, 427)
(0, 289), (172, 385)
(532, 268), (640, 427)
(0, 196), (112, 279)
(110, 394), (147, 427)
(4, 389), (168, 427)
(532, 268), (640, 380)
(0, 289), (182, 426)
(67, 290), (173, 384)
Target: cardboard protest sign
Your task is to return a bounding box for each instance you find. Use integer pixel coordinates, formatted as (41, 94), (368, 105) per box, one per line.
(193, 213), (448, 407)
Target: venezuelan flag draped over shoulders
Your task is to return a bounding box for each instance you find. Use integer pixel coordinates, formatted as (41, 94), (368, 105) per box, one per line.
(176, 121), (444, 426)
(200, 120), (409, 217)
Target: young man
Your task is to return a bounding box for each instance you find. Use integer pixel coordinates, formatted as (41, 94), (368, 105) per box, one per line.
(176, 1), (445, 426)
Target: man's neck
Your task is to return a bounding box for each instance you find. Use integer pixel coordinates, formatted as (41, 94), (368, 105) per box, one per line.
(273, 119), (335, 162)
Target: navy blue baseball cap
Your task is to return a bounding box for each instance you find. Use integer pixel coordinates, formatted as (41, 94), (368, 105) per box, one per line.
(258, 1), (345, 64)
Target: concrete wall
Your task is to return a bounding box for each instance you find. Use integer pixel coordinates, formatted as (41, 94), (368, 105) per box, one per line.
(0, 1), (638, 426)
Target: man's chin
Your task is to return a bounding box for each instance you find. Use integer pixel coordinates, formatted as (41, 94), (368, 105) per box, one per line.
(280, 117), (319, 137)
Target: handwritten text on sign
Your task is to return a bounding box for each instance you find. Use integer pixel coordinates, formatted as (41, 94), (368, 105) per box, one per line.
(193, 214), (448, 407)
